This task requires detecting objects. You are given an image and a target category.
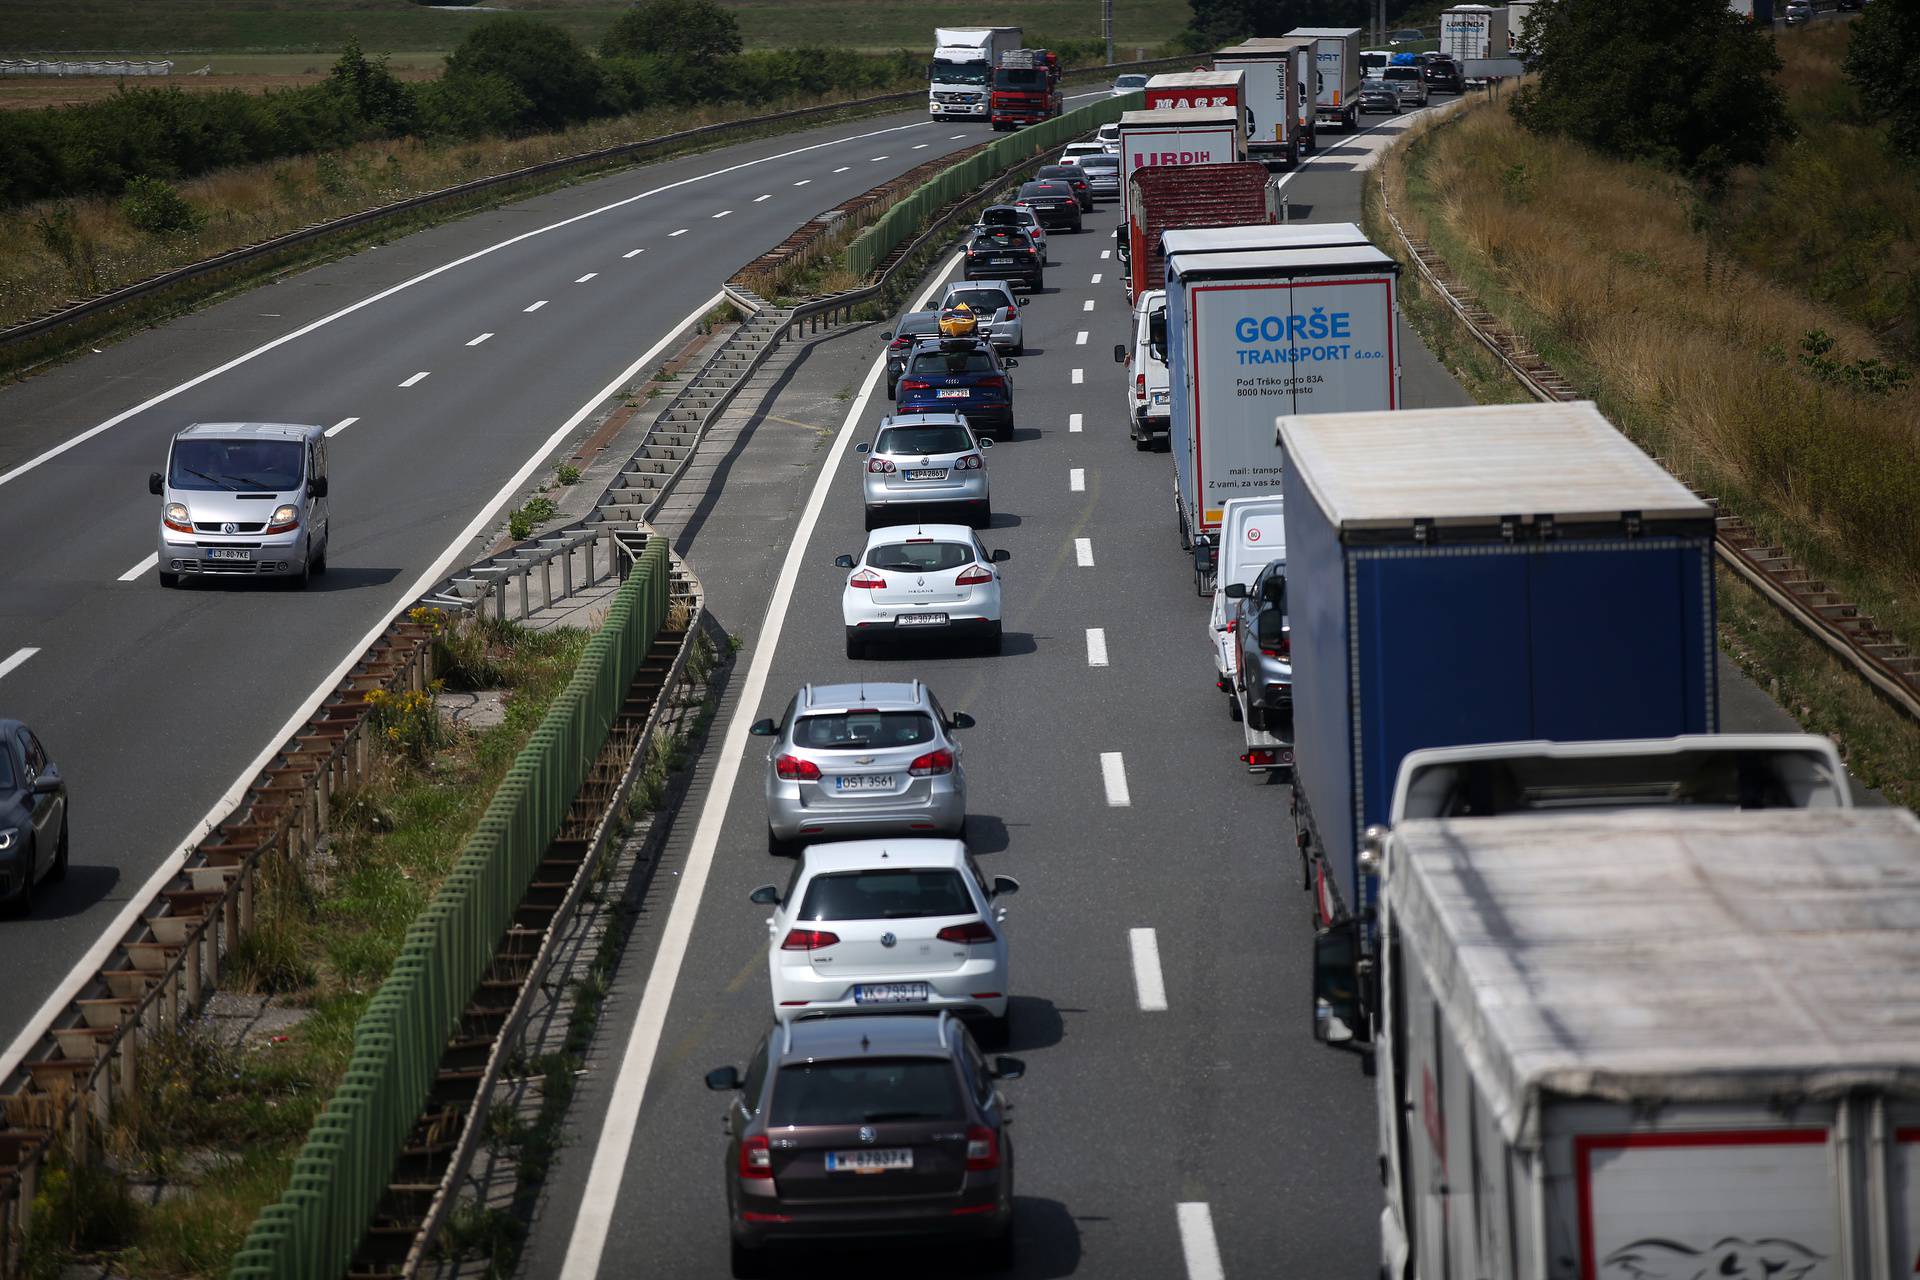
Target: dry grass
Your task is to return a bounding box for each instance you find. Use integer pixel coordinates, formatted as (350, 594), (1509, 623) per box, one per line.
(1383, 100), (1920, 657)
(0, 65), (440, 112)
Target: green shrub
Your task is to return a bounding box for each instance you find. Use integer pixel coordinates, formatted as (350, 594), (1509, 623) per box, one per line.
(444, 15), (606, 130)
(602, 0), (743, 63)
(120, 175), (203, 235)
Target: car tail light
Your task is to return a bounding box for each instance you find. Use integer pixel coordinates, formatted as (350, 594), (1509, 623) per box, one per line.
(775, 754), (822, 780)
(954, 454), (982, 470)
(898, 379), (930, 393)
(847, 568), (886, 589)
(1003, 305), (1016, 319)
(1261, 634), (1291, 660)
(965, 1125), (1001, 1171)
(975, 376), (1006, 391)
(867, 457), (896, 473)
(908, 748), (955, 776)
(955, 565), (994, 586)
(890, 336), (912, 349)
(937, 920), (996, 944)
(780, 928), (840, 951)
(1135, 372), (1146, 401)
(739, 1135), (773, 1179)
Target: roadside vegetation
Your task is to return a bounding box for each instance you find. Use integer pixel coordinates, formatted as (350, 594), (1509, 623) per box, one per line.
(18, 611), (585, 1277)
(1372, 0), (1920, 801)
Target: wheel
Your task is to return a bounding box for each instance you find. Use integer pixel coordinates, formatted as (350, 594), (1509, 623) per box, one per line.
(10, 842), (32, 917)
(1034, 272), (1045, 290)
(886, 379), (897, 400)
(845, 628), (866, 660)
(972, 505), (992, 530)
(730, 1236), (769, 1279)
(311, 536), (328, 575)
(981, 1219), (1016, 1271)
(157, 570), (179, 589)
(979, 622), (1003, 656)
(767, 827), (799, 858)
(979, 1011), (1011, 1049)
(862, 507), (878, 532)
(284, 558), (311, 590)
(47, 817), (67, 884)
(1011, 340), (1023, 356)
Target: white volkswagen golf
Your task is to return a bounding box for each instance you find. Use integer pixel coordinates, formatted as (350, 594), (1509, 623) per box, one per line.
(750, 839), (1019, 1040)
(835, 524), (1009, 658)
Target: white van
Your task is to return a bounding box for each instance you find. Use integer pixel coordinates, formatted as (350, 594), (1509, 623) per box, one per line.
(1113, 288), (1170, 450)
(149, 421), (331, 588)
(1207, 495), (1285, 689)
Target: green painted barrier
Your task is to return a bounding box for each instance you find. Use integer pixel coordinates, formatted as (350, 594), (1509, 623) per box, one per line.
(230, 538), (672, 1280)
(844, 93), (1139, 279)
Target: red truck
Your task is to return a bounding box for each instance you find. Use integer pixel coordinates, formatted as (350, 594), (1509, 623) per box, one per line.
(1119, 161), (1276, 305)
(989, 48), (1061, 129)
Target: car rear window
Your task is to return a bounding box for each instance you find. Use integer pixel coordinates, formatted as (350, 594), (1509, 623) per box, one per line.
(792, 711), (935, 750)
(770, 1059), (962, 1126)
(796, 868), (974, 921)
(1078, 154), (1118, 170)
(1385, 67), (1420, 81)
(972, 231), (1028, 251)
(1020, 182), (1070, 199)
(908, 349), (996, 376)
(895, 313), (939, 337)
(875, 424), (973, 455)
(1036, 167), (1082, 183)
(945, 289), (1008, 314)
(867, 540), (974, 572)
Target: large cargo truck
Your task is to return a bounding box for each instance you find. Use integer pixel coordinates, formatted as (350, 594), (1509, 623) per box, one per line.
(1279, 401), (1720, 931)
(929, 27), (1020, 121)
(1439, 5), (1521, 82)
(1120, 162), (1275, 305)
(1315, 804), (1911, 1280)
(1116, 106), (1245, 184)
(1285, 26), (1362, 131)
(988, 48), (1061, 129)
(1214, 38), (1318, 165)
(1164, 227), (1398, 549)
(1142, 69), (1244, 113)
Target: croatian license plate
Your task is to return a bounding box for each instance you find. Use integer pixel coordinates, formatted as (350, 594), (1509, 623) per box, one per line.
(905, 469), (948, 481)
(826, 1146), (914, 1173)
(937, 388), (969, 399)
(990, 257), (1014, 265)
(834, 774), (895, 792)
(895, 613), (948, 627)
(206, 548), (252, 561)
(854, 982), (931, 1005)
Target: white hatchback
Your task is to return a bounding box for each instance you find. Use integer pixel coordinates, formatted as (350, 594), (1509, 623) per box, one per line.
(751, 839), (1020, 1038)
(1057, 140), (1106, 166)
(835, 524), (1009, 658)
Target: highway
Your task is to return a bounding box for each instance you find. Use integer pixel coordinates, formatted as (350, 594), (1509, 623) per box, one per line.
(511, 105), (1807, 1278)
(0, 96), (1115, 1063)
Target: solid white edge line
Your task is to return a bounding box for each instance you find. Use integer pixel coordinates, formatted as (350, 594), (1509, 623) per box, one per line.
(466, 333), (493, 347)
(1099, 750), (1130, 807)
(0, 648), (39, 682)
(525, 300), (548, 312)
(1129, 927), (1167, 1011)
(117, 553), (158, 583)
(1069, 467), (1085, 491)
(1275, 102), (1446, 196)
(0, 290), (728, 1089)
(1074, 536), (1094, 566)
(0, 119), (934, 493)
(1085, 626), (1108, 667)
(1069, 413), (1083, 432)
(1176, 1202), (1225, 1280)
(556, 253), (966, 1280)
(325, 416), (359, 438)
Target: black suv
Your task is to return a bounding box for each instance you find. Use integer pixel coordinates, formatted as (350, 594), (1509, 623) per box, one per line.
(1015, 179), (1083, 232)
(1033, 163), (1094, 211)
(965, 227), (1043, 290)
(708, 1013), (1024, 1276)
(1423, 57), (1464, 93)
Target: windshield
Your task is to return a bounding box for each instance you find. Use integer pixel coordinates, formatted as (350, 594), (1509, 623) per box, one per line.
(908, 349), (996, 377)
(876, 424), (974, 455)
(894, 312), (939, 339)
(168, 437), (304, 492)
(1114, 75), (1147, 89)
(868, 540), (975, 572)
(995, 68), (1047, 89)
(792, 711), (934, 750)
(945, 288), (1009, 314)
(933, 59), (989, 86)
(770, 1059), (962, 1126)
(797, 868), (974, 921)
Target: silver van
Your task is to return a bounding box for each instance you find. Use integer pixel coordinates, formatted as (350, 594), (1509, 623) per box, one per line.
(148, 422), (331, 588)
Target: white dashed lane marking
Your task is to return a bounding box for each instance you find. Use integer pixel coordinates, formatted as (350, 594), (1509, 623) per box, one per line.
(399, 371), (430, 387)
(525, 300), (547, 312)
(0, 648), (39, 681)
(1070, 467), (1085, 491)
(754, 194), (772, 202)
(1085, 627), (1108, 667)
(712, 210), (732, 219)
(1177, 1203), (1225, 1280)
(1091, 272), (1103, 284)
(1083, 299), (1095, 312)
(624, 249), (644, 258)
(1069, 413), (1083, 433)
(834, 166), (851, 173)
(466, 333), (492, 347)
(325, 416), (359, 438)
(1129, 928), (1167, 1010)
(116, 555), (156, 583)
(1100, 751), (1130, 806)
(1071, 368), (1084, 384)
(669, 228), (688, 237)
(1075, 537), (1094, 566)
(1075, 330), (1088, 345)
(794, 178), (812, 186)
(576, 273), (597, 283)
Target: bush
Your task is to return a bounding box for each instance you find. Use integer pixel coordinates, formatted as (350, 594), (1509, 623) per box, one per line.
(443, 15), (606, 130)
(1843, 0), (1920, 159)
(119, 175), (203, 234)
(1509, 0), (1789, 184)
(602, 0), (743, 63)
(412, 69), (533, 139)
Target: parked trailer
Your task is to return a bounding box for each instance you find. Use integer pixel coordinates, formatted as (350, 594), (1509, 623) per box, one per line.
(1116, 105), (1245, 183)
(1286, 26), (1362, 131)
(1211, 39), (1316, 165)
(1120, 162), (1275, 305)
(1315, 805), (1917, 1280)
(1279, 401), (1719, 929)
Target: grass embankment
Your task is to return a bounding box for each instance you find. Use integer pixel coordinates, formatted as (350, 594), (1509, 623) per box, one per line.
(19, 611), (588, 1278)
(1372, 82), (1920, 805)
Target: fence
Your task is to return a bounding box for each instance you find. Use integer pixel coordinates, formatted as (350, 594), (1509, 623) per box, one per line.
(227, 537), (671, 1278)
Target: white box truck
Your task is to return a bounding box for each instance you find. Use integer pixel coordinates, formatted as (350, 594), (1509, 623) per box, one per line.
(1161, 224), (1398, 549)
(1213, 38), (1318, 165)
(1506, 0), (1538, 52)
(1286, 26), (1362, 131)
(1440, 5), (1521, 83)
(1316, 803), (1910, 1280)
(1116, 106), (1245, 182)
(929, 27), (1020, 121)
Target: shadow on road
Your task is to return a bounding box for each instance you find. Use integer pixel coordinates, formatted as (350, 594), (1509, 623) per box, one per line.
(1004, 994), (1069, 1053)
(771, 1195), (1083, 1277)
(28, 863), (120, 920)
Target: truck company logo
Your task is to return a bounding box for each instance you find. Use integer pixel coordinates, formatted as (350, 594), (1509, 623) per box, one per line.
(1153, 95), (1233, 108)
(1234, 309), (1369, 366)
(1143, 150), (1222, 166)
(1602, 1237), (1824, 1280)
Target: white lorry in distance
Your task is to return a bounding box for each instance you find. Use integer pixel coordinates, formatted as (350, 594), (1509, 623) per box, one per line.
(1285, 26), (1363, 131)
(1506, 0), (1538, 52)
(1212, 38), (1318, 165)
(1116, 106), (1246, 181)
(1440, 5), (1521, 83)
(929, 27), (1021, 121)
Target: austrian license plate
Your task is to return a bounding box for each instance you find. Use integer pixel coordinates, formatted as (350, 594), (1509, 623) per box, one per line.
(894, 613), (948, 627)
(854, 982), (931, 1005)
(905, 469), (948, 481)
(206, 548), (252, 561)
(826, 1146), (914, 1174)
(833, 773), (895, 792)
(937, 388), (969, 399)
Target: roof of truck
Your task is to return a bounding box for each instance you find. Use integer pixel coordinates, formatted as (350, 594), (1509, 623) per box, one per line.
(1285, 26), (1362, 37)
(1145, 70), (1245, 89)
(1165, 244), (1396, 280)
(1159, 222), (1367, 257)
(1216, 36), (1317, 56)
(1389, 806), (1920, 1147)
(1120, 106), (1241, 129)
(1277, 401), (1708, 529)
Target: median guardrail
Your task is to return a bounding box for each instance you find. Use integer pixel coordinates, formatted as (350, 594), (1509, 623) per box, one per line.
(228, 537), (671, 1279)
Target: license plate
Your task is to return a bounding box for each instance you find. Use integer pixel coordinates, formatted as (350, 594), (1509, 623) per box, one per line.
(833, 774), (895, 792)
(894, 613), (948, 627)
(826, 1147), (914, 1173)
(854, 982), (931, 1005)
(1151, 391), (1169, 405)
(990, 257), (1014, 265)
(905, 469), (948, 481)
(936, 389), (969, 399)
(206, 548), (252, 561)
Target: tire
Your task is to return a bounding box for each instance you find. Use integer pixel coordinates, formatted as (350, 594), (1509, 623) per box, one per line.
(886, 379), (897, 400)
(767, 827), (799, 858)
(981, 1219), (1016, 1272)
(730, 1236), (769, 1279)
(1011, 340), (1023, 356)
(972, 505), (993, 530)
(845, 628), (866, 660)
(11, 843), (31, 917)
(1034, 272), (1046, 291)
(1227, 691), (1243, 723)
(980, 1011), (1012, 1049)
(48, 817), (67, 884)
(311, 536), (328, 576)
(979, 622), (1003, 656)
(863, 507), (878, 532)
(157, 570), (179, 589)
(285, 558), (311, 591)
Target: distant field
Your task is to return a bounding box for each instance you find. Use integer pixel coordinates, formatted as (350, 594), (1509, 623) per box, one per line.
(1, 0), (1187, 55)
(0, 53), (444, 110)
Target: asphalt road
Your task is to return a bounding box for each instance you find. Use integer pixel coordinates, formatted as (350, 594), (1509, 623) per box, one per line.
(0, 96), (1113, 1060)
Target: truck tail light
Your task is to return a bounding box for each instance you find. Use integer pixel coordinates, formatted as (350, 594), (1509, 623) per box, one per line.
(1136, 373), (1146, 401)
(774, 754), (822, 780)
(908, 748), (955, 776)
(937, 920), (997, 944)
(780, 928), (840, 951)
(738, 1135), (773, 1179)
(965, 1125), (1001, 1171)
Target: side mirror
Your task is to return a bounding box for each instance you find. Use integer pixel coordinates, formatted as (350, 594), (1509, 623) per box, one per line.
(1193, 542), (1217, 576)
(881, 333), (893, 344)
(147, 472), (164, 496)
(31, 775), (60, 796)
(1113, 344), (1127, 364)
(1003, 359), (1019, 369)
(749, 718), (780, 737)
(833, 554), (856, 569)
(1313, 917), (1372, 1054)
(989, 549), (1010, 563)
(704, 1065), (743, 1092)
(749, 884), (781, 906)
(989, 874), (1020, 898)
(856, 442), (871, 454)
(1016, 297), (1029, 307)
(979, 437), (995, 449)
(990, 1056), (1026, 1081)
(948, 711), (975, 730)
(1224, 582), (1248, 599)
(308, 475), (329, 498)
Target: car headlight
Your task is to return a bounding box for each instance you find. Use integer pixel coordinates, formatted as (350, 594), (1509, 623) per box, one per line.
(164, 502), (193, 533)
(0, 829), (14, 854)
(267, 504), (299, 533)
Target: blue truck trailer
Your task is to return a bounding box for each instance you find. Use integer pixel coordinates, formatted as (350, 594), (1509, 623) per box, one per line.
(1279, 402), (1720, 926)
